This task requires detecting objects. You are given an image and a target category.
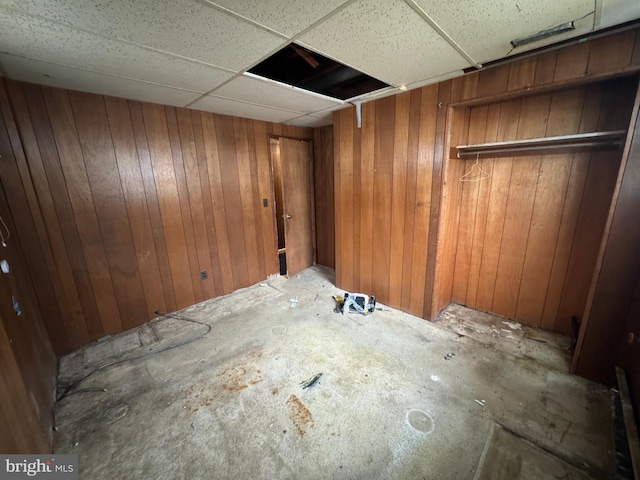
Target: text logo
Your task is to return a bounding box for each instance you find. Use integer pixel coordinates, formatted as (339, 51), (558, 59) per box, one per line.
(0, 455), (77, 480)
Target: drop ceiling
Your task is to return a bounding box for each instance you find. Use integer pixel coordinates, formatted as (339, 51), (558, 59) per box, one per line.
(0, 0), (639, 127)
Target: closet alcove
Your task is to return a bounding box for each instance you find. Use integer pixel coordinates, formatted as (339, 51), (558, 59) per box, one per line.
(440, 75), (638, 341)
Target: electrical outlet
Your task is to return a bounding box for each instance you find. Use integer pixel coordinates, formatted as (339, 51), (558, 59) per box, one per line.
(200, 270), (208, 280)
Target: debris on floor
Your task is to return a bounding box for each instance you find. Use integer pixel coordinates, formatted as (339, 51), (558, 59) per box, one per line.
(435, 303), (571, 371)
(333, 292), (376, 315)
(289, 296), (299, 308)
(333, 295), (343, 313)
(300, 372), (323, 389)
(52, 267), (615, 480)
(444, 352), (456, 360)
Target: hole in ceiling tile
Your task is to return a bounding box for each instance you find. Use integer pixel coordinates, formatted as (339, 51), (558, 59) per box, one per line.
(248, 43), (390, 101)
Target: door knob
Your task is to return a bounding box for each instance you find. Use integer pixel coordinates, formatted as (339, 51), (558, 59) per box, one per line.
(284, 213), (292, 219)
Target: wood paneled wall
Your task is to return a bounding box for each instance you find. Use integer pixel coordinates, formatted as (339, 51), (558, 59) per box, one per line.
(0, 79), (311, 354)
(580, 82), (640, 384)
(434, 29), (640, 320)
(449, 79), (636, 334)
(331, 27), (640, 339)
(0, 175), (56, 450)
(313, 126), (334, 268)
(429, 28), (640, 383)
(617, 276), (640, 410)
(334, 87), (447, 317)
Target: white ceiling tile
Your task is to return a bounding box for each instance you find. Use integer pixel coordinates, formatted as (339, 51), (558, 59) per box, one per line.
(284, 115), (333, 127)
(297, 0), (471, 87)
(0, 54), (201, 106)
(600, 0), (640, 28)
(0, 0), (285, 71)
(309, 104), (345, 119)
(0, 0), (636, 125)
(0, 11), (233, 93)
(213, 75), (342, 113)
(412, 0), (595, 63)
(404, 70), (465, 91)
(208, 0), (348, 37)
(190, 95), (300, 123)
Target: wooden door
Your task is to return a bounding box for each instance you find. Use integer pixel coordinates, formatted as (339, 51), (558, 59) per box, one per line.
(281, 138), (313, 276)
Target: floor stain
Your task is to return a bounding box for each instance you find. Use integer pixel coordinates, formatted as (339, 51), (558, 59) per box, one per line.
(218, 365), (263, 392)
(216, 349), (263, 392)
(181, 384), (215, 413)
(286, 394), (314, 437)
(181, 349), (264, 412)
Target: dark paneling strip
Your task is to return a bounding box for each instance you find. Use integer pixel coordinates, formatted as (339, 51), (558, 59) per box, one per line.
(423, 81), (452, 318)
(165, 106), (203, 303)
(389, 93), (410, 308)
(142, 103), (195, 309)
(45, 88), (122, 335)
(26, 85), (100, 344)
(215, 115), (249, 290)
(313, 126), (334, 268)
(0, 172), (55, 452)
(201, 112), (235, 294)
(104, 96), (167, 316)
(338, 107), (354, 292)
(189, 110), (223, 296)
(129, 101), (178, 313)
(351, 110), (361, 289)
(409, 86), (437, 316)
(0, 82), (69, 351)
(176, 108), (216, 299)
(70, 92), (148, 330)
(372, 95), (395, 303)
(253, 120), (278, 277)
(400, 89), (421, 311)
(234, 117), (261, 286)
(575, 82), (640, 383)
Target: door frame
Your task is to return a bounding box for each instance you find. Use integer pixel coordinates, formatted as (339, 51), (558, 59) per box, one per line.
(267, 134), (316, 276)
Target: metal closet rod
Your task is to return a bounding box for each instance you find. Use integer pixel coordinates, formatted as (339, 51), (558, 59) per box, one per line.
(455, 130), (627, 159)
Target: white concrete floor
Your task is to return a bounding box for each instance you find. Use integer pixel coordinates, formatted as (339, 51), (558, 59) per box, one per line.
(54, 266), (613, 479)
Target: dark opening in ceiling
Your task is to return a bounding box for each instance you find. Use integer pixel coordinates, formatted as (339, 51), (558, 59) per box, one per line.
(248, 43), (390, 101)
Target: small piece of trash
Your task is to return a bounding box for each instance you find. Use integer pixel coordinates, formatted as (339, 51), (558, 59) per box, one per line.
(500, 329), (515, 339)
(300, 372), (322, 389)
(474, 399), (485, 407)
(289, 296), (299, 308)
(259, 283), (268, 287)
(430, 375), (440, 382)
(504, 321), (522, 330)
(191, 421), (198, 437)
(444, 353), (455, 360)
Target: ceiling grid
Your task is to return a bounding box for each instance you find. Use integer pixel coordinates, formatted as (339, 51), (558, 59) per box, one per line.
(0, 0), (637, 126)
